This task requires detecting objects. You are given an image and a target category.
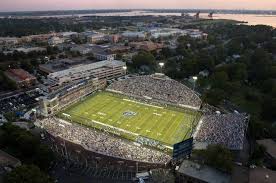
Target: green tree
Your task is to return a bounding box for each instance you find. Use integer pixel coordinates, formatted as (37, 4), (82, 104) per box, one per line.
(203, 145), (233, 172)
(132, 51), (156, 69)
(4, 165), (53, 183)
(203, 88), (226, 105)
(211, 71), (229, 89)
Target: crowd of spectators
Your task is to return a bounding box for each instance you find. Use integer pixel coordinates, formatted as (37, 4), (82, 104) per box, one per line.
(39, 117), (171, 164)
(107, 75), (201, 109)
(194, 113), (249, 150)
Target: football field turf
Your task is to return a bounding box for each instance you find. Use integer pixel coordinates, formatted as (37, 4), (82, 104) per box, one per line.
(60, 92), (199, 146)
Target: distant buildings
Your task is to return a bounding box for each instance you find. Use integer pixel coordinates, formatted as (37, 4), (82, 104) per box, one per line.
(70, 44), (116, 60)
(2, 47), (47, 55)
(149, 28), (208, 40)
(149, 28), (186, 39)
(12, 47), (46, 54)
(121, 31), (146, 41)
(48, 36), (64, 45)
(0, 37), (18, 46)
(79, 31), (107, 44)
(129, 41), (164, 52)
(107, 45), (131, 54)
(108, 34), (120, 43)
(70, 45), (92, 55)
(87, 33), (107, 44)
(4, 69), (37, 89)
(58, 31), (78, 39)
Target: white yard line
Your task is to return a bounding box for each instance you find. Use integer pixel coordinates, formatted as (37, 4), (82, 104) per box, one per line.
(123, 99), (164, 109)
(91, 119), (139, 136)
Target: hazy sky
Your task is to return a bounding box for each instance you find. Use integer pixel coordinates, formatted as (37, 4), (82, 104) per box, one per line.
(1, 0), (276, 12)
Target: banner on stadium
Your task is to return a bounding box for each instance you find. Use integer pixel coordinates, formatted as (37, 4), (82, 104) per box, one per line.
(172, 137), (193, 160)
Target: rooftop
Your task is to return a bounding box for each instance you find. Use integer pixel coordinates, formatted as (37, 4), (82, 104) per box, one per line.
(0, 150), (21, 168)
(177, 160), (231, 183)
(39, 58), (95, 73)
(249, 167), (276, 183)
(257, 139), (276, 159)
(5, 69), (36, 82)
(49, 60), (125, 79)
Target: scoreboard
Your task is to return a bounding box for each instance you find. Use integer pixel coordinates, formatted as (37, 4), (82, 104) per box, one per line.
(173, 137), (193, 159)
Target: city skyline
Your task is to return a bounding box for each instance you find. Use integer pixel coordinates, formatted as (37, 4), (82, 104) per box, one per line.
(1, 0), (276, 12)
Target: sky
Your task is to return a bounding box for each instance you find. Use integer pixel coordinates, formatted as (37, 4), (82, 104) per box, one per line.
(1, 0), (276, 12)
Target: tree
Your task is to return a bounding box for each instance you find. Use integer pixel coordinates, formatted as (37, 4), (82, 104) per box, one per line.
(228, 63), (247, 81)
(261, 97), (276, 121)
(250, 144), (266, 165)
(202, 145), (233, 172)
(0, 123), (54, 170)
(4, 165), (54, 183)
(211, 71), (229, 89)
(203, 88), (226, 105)
(34, 144), (55, 170)
(249, 48), (272, 81)
(132, 51), (156, 70)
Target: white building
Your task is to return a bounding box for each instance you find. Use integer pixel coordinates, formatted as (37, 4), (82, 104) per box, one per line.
(48, 37), (64, 45)
(87, 33), (107, 43)
(47, 60), (126, 86)
(149, 28), (208, 39)
(14, 47), (46, 53)
(149, 28), (187, 39)
(70, 45), (92, 55)
(0, 37), (18, 45)
(58, 32), (78, 38)
(121, 31), (146, 41)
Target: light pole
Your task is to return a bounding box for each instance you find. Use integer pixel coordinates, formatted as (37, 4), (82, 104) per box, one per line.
(192, 76), (198, 91)
(32, 108), (37, 121)
(122, 66), (127, 75)
(159, 62), (164, 73)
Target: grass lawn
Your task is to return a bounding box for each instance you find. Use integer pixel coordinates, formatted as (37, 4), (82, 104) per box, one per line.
(59, 92), (200, 146)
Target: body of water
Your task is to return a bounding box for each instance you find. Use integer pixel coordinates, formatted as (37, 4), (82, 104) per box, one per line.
(1, 10), (275, 27)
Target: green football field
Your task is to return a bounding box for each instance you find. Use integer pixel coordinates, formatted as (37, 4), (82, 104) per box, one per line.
(60, 92), (199, 146)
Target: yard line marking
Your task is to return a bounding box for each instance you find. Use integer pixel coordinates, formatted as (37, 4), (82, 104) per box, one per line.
(122, 99), (164, 109)
(97, 112), (106, 116)
(153, 113), (162, 116)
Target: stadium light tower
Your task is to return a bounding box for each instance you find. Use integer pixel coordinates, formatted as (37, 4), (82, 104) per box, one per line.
(192, 76), (198, 91)
(123, 66), (127, 74)
(159, 62), (164, 73)
(32, 108), (37, 121)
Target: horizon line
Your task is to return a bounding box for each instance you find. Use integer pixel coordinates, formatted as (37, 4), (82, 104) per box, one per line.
(1, 8), (276, 13)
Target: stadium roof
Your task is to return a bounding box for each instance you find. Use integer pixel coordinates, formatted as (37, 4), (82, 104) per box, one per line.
(177, 160), (231, 183)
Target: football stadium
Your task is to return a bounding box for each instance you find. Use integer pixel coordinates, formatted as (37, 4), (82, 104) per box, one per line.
(39, 74), (207, 165)
(53, 74), (202, 152)
(38, 73), (248, 168)
(60, 91), (200, 147)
